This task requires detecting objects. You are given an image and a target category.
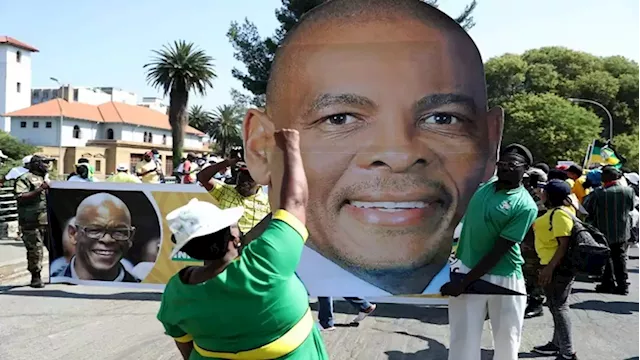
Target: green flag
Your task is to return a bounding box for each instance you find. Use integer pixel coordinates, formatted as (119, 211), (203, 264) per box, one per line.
(587, 140), (625, 169)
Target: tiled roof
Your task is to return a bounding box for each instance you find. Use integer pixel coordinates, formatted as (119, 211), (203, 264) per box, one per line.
(0, 36), (39, 52)
(4, 99), (204, 136)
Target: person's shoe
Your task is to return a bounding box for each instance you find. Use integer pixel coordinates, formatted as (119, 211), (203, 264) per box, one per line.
(318, 323), (335, 331)
(614, 286), (629, 295)
(524, 304), (544, 319)
(351, 304), (377, 324)
(556, 353), (578, 360)
(29, 272), (44, 288)
(595, 283), (617, 294)
(533, 342), (560, 355)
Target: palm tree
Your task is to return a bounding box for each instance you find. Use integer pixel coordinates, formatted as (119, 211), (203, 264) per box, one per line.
(188, 105), (212, 132)
(144, 40), (216, 162)
(210, 105), (243, 157)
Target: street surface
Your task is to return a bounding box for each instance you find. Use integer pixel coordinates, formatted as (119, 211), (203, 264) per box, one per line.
(0, 242), (637, 360)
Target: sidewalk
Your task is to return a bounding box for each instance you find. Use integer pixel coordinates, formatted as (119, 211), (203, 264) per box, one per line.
(0, 237), (49, 283)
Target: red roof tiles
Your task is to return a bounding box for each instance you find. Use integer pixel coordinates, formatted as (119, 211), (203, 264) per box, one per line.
(0, 36), (39, 52)
(5, 99), (204, 136)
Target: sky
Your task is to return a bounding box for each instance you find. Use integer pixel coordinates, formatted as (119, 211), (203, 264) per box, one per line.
(2, 0), (638, 109)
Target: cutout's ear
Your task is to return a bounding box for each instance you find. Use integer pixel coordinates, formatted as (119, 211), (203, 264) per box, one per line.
(483, 106), (504, 181)
(243, 108), (275, 186)
(68, 224), (78, 246)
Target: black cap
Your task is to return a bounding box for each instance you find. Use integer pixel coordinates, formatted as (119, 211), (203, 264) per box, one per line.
(151, 149), (159, 155)
(602, 165), (622, 179)
(544, 179), (571, 199)
(501, 144), (533, 166)
(567, 164), (583, 175)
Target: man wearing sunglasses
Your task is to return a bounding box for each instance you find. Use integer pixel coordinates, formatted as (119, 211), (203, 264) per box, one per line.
(442, 143), (538, 360)
(61, 193), (139, 282)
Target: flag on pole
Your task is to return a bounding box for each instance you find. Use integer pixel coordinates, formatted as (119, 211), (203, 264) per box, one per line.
(586, 140), (625, 168)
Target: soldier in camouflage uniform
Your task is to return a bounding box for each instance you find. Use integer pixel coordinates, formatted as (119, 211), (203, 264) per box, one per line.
(523, 168), (547, 318)
(14, 155), (50, 288)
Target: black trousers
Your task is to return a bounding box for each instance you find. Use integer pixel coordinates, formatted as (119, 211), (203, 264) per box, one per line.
(602, 242), (628, 289)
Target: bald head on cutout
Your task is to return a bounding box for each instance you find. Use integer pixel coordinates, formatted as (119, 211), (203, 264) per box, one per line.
(244, 0), (503, 294)
(68, 193), (135, 281)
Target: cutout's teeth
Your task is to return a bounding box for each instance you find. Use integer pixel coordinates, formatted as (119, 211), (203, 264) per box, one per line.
(350, 201), (427, 209)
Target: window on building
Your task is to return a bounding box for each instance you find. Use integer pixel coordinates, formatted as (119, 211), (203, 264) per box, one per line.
(33, 121), (39, 128)
(148, 132), (153, 143)
(43, 92), (49, 100)
(165, 156), (173, 175)
(20, 121), (26, 128)
(73, 89), (79, 102)
(162, 134), (167, 145)
(45, 121), (52, 128)
(73, 125), (81, 139)
(16, 51), (21, 63)
(16, 82), (21, 93)
(143, 132), (148, 142)
(52, 89), (58, 98)
(106, 128), (114, 139)
(95, 160), (102, 172)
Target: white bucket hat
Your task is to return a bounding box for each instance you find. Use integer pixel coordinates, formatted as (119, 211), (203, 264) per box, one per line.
(22, 155), (32, 165)
(166, 199), (244, 258)
(116, 163), (128, 171)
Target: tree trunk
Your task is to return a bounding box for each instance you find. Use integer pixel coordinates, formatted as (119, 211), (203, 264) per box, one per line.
(169, 89), (189, 173)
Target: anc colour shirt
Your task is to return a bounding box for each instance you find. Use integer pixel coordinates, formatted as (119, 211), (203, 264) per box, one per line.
(533, 206), (574, 265)
(208, 180), (271, 234)
(157, 210), (328, 360)
(456, 178), (538, 279)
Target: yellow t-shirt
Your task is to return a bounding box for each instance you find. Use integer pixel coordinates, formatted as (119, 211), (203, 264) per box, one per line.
(533, 206), (574, 265)
(135, 160), (160, 183)
(107, 172), (142, 183)
(570, 176), (590, 204)
(208, 181), (271, 234)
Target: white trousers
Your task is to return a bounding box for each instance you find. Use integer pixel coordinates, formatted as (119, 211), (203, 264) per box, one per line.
(448, 292), (526, 360)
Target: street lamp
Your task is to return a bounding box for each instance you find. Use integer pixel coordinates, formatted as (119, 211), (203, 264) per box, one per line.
(50, 77), (64, 176)
(568, 98), (613, 141)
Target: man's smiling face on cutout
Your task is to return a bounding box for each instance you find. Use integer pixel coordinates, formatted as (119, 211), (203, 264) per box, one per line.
(244, 4), (502, 294)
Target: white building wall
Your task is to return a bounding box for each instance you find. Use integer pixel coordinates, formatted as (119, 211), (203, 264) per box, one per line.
(9, 116), (59, 146)
(60, 118), (100, 147)
(1, 45), (33, 132)
(73, 87), (111, 105)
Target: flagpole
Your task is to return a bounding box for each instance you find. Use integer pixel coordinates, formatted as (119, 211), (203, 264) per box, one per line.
(583, 139), (595, 169)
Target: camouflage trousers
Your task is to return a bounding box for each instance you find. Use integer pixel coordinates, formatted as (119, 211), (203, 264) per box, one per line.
(21, 226), (47, 274)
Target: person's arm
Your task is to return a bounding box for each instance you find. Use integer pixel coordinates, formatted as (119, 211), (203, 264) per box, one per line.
(442, 206), (537, 296)
(175, 340), (194, 360)
(14, 177), (47, 202)
(225, 130), (308, 287)
(197, 158), (238, 191)
(157, 291), (193, 360)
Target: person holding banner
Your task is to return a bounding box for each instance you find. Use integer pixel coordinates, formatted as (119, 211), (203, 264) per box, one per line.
(157, 129), (328, 360)
(14, 155), (50, 288)
(442, 144), (538, 360)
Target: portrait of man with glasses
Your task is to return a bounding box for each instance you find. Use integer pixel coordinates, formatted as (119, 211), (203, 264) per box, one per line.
(60, 192), (140, 282)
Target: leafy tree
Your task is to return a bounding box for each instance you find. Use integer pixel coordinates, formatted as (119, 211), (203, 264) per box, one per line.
(210, 105), (243, 157)
(188, 105), (212, 132)
(613, 129), (639, 173)
(228, 0), (477, 106)
(486, 47), (639, 138)
(144, 40), (216, 164)
(0, 131), (40, 160)
(501, 93), (602, 165)
(0, 131), (40, 180)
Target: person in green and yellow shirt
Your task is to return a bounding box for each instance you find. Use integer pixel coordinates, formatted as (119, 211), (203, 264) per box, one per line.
(566, 165), (589, 204)
(158, 129), (328, 360)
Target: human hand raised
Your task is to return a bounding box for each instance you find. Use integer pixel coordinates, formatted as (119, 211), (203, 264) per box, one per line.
(273, 129), (300, 151)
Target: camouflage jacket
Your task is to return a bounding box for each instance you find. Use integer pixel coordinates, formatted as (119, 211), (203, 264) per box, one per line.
(14, 172), (48, 227)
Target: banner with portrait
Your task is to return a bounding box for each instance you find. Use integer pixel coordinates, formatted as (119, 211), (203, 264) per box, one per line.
(47, 180), (522, 303)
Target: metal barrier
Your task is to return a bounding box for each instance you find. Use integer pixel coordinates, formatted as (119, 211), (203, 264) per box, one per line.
(0, 187), (17, 223)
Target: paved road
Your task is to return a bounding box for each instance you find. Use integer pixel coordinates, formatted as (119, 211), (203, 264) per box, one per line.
(0, 249), (637, 360)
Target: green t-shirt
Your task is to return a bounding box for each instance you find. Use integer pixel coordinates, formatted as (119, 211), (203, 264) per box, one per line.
(157, 210), (329, 360)
(456, 178), (537, 279)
